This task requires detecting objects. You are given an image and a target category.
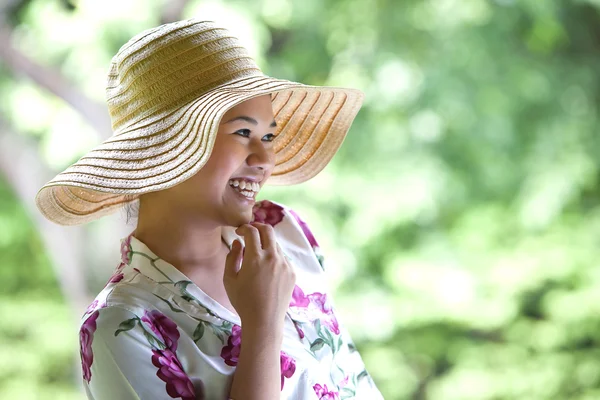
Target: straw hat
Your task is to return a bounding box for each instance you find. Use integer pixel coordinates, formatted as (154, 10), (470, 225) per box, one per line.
(35, 18), (364, 226)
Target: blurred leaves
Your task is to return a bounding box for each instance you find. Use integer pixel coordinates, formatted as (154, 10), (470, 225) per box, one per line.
(0, 179), (78, 399)
(0, 178), (59, 296)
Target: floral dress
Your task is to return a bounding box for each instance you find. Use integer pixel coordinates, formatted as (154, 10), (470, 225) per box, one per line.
(80, 200), (384, 400)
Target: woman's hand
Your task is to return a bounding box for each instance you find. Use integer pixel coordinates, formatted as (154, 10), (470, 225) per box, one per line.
(223, 222), (296, 332)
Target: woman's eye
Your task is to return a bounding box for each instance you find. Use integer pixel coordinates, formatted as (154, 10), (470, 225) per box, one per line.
(262, 133), (277, 142)
(234, 129), (251, 137)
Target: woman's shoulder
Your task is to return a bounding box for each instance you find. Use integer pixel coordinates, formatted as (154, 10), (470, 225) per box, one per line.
(252, 200), (319, 247)
(252, 199), (325, 272)
(78, 270), (182, 333)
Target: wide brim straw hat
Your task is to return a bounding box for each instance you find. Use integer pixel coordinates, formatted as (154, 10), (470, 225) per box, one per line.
(35, 18), (364, 226)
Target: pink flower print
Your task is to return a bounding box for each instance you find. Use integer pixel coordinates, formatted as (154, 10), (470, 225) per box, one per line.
(84, 300), (99, 316)
(252, 200), (284, 226)
(108, 272), (124, 284)
(313, 383), (340, 400)
(220, 324), (242, 366)
(84, 300), (105, 316)
(280, 351), (296, 390)
(120, 234), (133, 265)
(307, 292), (340, 335)
(151, 349), (199, 400)
(80, 310), (100, 383)
(141, 310), (180, 351)
(338, 375), (350, 390)
(291, 285), (310, 308)
(106, 261), (126, 285)
(288, 208), (320, 248)
(290, 285), (340, 335)
(292, 320), (305, 339)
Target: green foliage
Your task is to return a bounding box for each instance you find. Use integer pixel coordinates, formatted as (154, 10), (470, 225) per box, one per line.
(3, 0), (600, 398)
(0, 178), (60, 297)
(0, 178), (79, 398)
(0, 296), (80, 400)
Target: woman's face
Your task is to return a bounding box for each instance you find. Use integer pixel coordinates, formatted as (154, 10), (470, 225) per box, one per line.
(146, 95), (277, 227)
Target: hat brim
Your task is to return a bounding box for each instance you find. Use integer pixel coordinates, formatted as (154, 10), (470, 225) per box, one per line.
(35, 74), (363, 225)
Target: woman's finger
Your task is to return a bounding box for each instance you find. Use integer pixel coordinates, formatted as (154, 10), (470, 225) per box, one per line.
(250, 222), (277, 250)
(224, 240), (243, 281)
(235, 224), (261, 256)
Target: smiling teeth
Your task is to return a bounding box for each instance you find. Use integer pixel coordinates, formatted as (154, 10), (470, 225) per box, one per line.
(229, 180), (260, 193)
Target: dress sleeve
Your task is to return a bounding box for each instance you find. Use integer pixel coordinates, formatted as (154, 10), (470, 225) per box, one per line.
(281, 204), (384, 398)
(285, 207), (327, 271)
(80, 306), (201, 400)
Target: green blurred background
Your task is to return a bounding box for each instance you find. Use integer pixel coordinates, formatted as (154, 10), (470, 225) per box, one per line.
(2, 0), (600, 399)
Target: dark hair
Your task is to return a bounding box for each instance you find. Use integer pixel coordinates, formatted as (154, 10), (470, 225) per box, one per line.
(122, 195), (140, 224)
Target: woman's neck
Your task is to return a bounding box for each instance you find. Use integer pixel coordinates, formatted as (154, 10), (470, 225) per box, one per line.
(134, 208), (229, 274)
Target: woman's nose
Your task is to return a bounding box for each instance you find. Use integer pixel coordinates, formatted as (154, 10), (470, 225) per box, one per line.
(247, 141), (274, 170)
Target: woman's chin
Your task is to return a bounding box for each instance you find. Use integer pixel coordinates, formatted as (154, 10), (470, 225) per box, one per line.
(224, 186), (256, 225)
(224, 205), (254, 227)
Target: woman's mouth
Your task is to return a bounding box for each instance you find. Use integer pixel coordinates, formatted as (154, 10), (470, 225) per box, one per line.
(228, 179), (260, 200)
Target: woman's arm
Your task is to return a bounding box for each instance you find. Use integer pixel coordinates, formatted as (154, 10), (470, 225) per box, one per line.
(224, 222), (296, 400)
(229, 324), (283, 400)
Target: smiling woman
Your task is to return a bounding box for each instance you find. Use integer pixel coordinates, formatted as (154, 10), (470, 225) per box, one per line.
(34, 18), (381, 400)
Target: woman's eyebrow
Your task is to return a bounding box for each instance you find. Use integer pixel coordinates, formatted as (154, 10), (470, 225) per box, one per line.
(223, 116), (277, 127)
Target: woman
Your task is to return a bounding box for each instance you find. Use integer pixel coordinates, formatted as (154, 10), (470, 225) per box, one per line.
(36, 19), (383, 400)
